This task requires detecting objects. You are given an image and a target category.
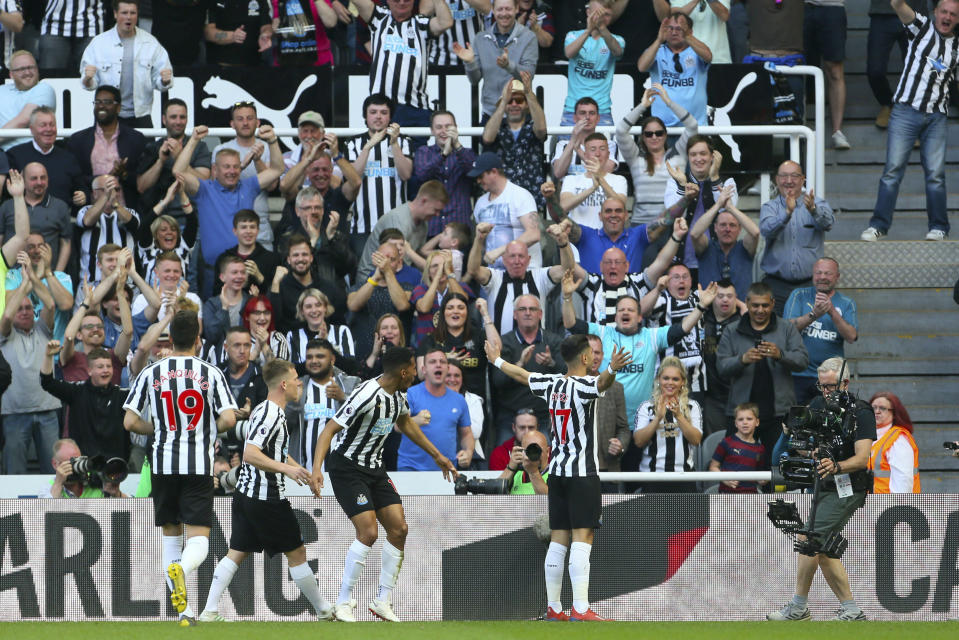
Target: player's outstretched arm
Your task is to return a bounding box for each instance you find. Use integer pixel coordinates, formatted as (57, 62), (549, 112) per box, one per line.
(216, 408), (237, 433)
(395, 415), (458, 481)
(243, 444), (311, 485)
(123, 408), (153, 435)
(310, 419), (344, 496)
(597, 345), (633, 393)
(485, 339), (531, 385)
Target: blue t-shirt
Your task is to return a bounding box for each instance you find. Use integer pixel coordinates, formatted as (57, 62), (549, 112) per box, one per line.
(0, 82), (57, 150)
(194, 176), (260, 264)
(397, 382), (470, 470)
(697, 238), (753, 301)
(783, 287), (857, 377)
(589, 321), (670, 422)
(564, 30), (625, 114)
(650, 44), (708, 127)
(575, 224), (649, 274)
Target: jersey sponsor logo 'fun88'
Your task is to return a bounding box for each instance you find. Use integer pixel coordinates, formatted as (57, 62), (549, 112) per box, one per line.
(528, 374), (603, 478)
(124, 356), (238, 476)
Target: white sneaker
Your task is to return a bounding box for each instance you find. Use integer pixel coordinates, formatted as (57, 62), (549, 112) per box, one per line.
(198, 610), (227, 622)
(333, 599), (357, 622)
(831, 607), (867, 621)
(925, 229), (947, 241)
(317, 602), (335, 621)
(369, 598), (401, 622)
(860, 227), (885, 242)
(832, 130), (851, 150)
(766, 602), (811, 621)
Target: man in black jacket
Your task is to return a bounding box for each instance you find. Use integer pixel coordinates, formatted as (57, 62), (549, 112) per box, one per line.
(40, 340), (130, 463)
(217, 326), (267, 453)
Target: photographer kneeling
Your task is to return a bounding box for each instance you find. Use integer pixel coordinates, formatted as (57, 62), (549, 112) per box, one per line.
(48, 439), (128, 498)
(498, 430), (549, 495)
(768, 357), (875, 622)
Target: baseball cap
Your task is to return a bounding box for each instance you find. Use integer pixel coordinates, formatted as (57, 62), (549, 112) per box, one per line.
(297, 111), (325, 127)
(467, 151), (503, 177)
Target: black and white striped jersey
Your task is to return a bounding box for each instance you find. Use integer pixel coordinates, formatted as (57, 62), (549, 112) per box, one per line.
(528, 373), (603, 477)
(647, 290), (706, 393)
(634, 399), (703, 473)
(256, 330), (291, 366)
(0, 0), (20, 70)
(346, 132), (411, 235)
(41, 0), (103, 37)
(895, 13), (959, 114)
(429, 1), (486, 65)
(368, 4), (433, 109)
(331, 376), (409, 469)
(298, 377), (343, 472)
(138, 239), (191, 290)
(76, 208), (139, 283)
(484, 267), (557, 334)
(124, 355), (238, 476)
(580, 271), (652, 325)
(287, 324), (355, 367)
(236, 399), (290, 500)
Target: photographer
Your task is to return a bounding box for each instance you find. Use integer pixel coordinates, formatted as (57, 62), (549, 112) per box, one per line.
(497, 430), (549, 495)
(48, 439), (128, 498)
(768, 357), (875, 622)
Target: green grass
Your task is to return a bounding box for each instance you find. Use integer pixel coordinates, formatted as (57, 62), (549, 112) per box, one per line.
(1, 621), (956, 640)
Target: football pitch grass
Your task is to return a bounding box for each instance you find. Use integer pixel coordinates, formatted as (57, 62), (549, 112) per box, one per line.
(2, 620), (957, 640)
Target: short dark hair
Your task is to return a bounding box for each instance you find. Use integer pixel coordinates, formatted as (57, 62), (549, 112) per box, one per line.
(670, 10), (693, 29)
(421, 346), (448, 362)
(170, 310), (200, 350)
(95, 85), (121, 103)
(378, 228), (406, 244)
(444, 222), (471, 248)
(686, 134), (714, 155)
(86, 347), (113, 364)
(614, 295), (640, 312)
(306, 338), (335, 356)
(225, 325), (251, 340)
(560, 334), (592, 365)
(218, 254), (245, 274)
(746, 281), (774, 300)
(362, 93), (393, 118)
(584, 132), (608, 146)
(574, 96), (599, 112)
(263, 358), (296, 389)
(233, 209), (259, 227)
(231, 101), (257, 118)
(286, 233), (311, 254)
(715, 278), (736, 291)
(382, 346), (415, 374)
(430, 109), (456, 126)
(164, 98), (187, 115)
(112, 0), (138, 10)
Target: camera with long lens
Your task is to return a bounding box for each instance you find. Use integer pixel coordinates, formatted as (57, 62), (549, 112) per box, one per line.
(524, 442), (542, 463)
(69, 455), (129, 488)
(453, 475), (511, 495)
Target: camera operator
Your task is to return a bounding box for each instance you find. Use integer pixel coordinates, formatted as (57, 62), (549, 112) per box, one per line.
(48, 438), (128, 498)
(497, 430), (549, 495)
(768, 357), (875, 622)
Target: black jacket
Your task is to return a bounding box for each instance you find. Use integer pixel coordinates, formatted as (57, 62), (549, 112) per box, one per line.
(40, 374), (130, 461)
(67, 123), (147, 208)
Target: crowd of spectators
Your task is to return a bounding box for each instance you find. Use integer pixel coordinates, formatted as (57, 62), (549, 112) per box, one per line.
(0, 0), (949, 494)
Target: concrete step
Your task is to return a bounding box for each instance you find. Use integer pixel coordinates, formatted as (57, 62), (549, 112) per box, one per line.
(855, 357), (959, 376)
(824, 211), (937, 241)
(855, 310), (956, 333)
(851, 376), (959, 406)
(844, 287), (958, 311)
(823, 240), (959, 286)
(848, 334), (959, 359)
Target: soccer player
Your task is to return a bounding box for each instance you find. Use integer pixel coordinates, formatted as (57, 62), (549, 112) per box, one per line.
(309, 346), (457, 622)
(485, 335), (632, 621)
(199, 359), (335, 622)
(123, 310), (238, 626)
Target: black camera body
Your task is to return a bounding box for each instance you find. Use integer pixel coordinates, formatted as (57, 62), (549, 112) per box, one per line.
(778, 393), (857, 491)
(69, 455), (129, 488)
(453, 475), (511, 495)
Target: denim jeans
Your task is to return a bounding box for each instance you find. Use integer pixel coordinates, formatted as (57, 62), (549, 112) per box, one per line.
(38, 35), (92, 71)
(870, 103), (949, 233)
(867, 15), (908, 107)
(727, 1), (750, 64)
(2, 411), (61, 475)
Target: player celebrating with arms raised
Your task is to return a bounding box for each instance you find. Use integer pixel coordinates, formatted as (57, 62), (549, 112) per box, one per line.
(486, 335), (632, 622)
(200, 359), (335, 622)
(309, 346), (457, 622)
(123, 311), (238, 626)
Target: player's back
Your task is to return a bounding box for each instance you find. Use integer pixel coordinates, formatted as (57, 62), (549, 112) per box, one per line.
(125, 355), (237, 476)
(331, 376), (409, 470)
(236, 399), (289, 500)
(528, 373), (602, 478)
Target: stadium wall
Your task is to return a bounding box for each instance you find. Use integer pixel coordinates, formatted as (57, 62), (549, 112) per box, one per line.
(0, 494), (957, 621)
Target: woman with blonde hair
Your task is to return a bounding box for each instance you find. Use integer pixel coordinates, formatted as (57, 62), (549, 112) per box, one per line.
(289, 288), (354, 367)
(632, 356), (703, 493)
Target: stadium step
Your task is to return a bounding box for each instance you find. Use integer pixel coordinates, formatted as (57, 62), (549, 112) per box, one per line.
(823, 242), (959, 287)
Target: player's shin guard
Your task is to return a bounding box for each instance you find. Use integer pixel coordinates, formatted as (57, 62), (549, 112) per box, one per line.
(203, 556), (239, 614)
(338, 540), (371, 604)
(545, 541), (568, 612)
(162, 534), (183, 592)
(180, 535), (209, 576)
(377, 541), (404, 602)
(290, 562), (333, 617)
(569, 541), (592, 613)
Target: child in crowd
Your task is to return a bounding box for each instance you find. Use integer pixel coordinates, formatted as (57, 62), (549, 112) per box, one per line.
(709, 402), (767, 493)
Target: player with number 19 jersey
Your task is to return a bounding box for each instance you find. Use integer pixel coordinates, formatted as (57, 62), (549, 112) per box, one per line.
(124, 355), (238, 475)
(527, 374), (603, 477)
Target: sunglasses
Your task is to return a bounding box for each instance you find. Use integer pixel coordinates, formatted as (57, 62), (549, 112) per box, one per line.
(643, 130), (667, 138)
(508, 96), (526, 105)
(672, 52), (683, 74)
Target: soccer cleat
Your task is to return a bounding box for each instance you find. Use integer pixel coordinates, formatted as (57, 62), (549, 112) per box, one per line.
(198, 610), (227, 622)
(832, 607), (867, 621)
(369, 598), (401, 622)
(545, 607), (569, 621)
(167, 562), (188, 614)
(177, 615), (197, 627)
(317, 603), (335, 621)
(860, 227), (885, 242)
(570, 607), (607, 621)
(333, 599), (357, 622)
(925, 229), (947, 241)
(832, 130), (851, 150)
(766, 602), (811, 621)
